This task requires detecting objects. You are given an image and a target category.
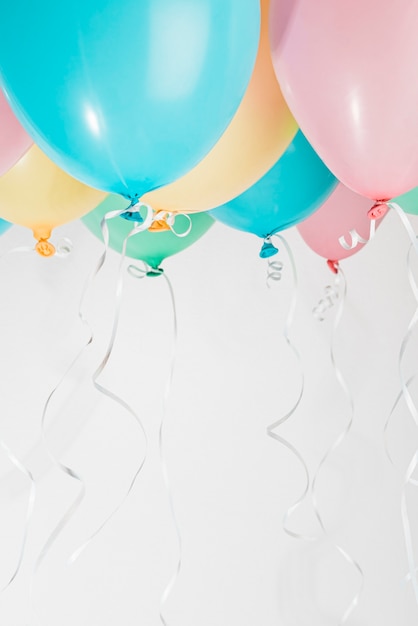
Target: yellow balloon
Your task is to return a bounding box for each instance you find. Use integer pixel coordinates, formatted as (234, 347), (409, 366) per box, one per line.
(0, 145), (106, 256)
(142, 0), (297, 214)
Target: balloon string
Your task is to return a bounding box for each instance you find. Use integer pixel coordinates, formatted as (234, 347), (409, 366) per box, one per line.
(382, 210), (418, 605)
(153, 211), (193, 238)
(311, 268), (364, 625)
(338, 219), (376, 251)
(68, 209), (154, 565)
(266, 236), (314, 541)
(158, 273), (181, 626)
(30, 205), (154, 612)
(266, 258), (283, 285)
(126, 264), (181, 626)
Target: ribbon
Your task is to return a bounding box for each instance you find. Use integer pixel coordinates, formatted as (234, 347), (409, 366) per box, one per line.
(31, 203), (154, 616)
(311, 268), (364, 624)
(128, 263), (181, 626)
(383, 205), (418, 605)
(265, 236), (315, 541)
(338, 219), (376, 251)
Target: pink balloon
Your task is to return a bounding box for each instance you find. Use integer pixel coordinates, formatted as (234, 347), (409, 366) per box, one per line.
(297, 183), (385, 262)
(270, 0), (418, 201)
(0, 89), (32, 177)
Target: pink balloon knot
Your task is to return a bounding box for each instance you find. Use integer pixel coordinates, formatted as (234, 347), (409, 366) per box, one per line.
(327, 259), (339, 274)
(368, 202), (388, 220)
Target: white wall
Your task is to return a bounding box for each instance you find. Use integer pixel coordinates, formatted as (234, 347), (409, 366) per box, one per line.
(0, 210), (417, 625)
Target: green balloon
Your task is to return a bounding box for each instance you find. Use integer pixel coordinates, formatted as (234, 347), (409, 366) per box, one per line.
(395, 187), (418, 215)
(82, 195), (214, 269)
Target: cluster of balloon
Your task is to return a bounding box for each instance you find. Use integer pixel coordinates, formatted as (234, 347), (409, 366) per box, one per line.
(269, 0), (418, 212)
(297, 183), (386, 272)
(210, 131), (337, 257)
(0, 0), (261, 255)
(83, 195), (214, 272)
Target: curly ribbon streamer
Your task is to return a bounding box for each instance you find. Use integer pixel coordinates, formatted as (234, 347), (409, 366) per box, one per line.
(338, 218), (376, 251)
(153, 211), (193, 238)
(30, 205), (154, 615)
(311, 268), (364, 624)
(128, 262), (181, 626)
(383, 206), (418, 605)
(312, 285), (339, 322)
(265, 236), (314, 542)
(266, 258), (284, 285)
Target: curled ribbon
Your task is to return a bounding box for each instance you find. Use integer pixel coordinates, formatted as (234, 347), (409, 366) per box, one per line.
(129, 264), (181, 626)
(31, 203), (154, 614)
(266, 258), (284, 286)
(265, 235), (314, 541)
(383, 204), (418, 605)
(312, 285), (339, 322)
(311, 268), (364, 624)
(338, 218), (376, 251)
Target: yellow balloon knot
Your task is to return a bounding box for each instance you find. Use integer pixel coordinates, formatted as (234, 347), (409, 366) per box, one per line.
(35, 239), (56, 257)
(148, 219), (171, 232)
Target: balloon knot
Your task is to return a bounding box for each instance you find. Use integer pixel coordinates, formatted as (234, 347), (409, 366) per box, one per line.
(327, 259), (339, 274)
(120, 209), (144, 223)
(35, 239), (56, 258)
(368, 201), (389, 220)
(146, 267), (164, 278)
(259, 237), (279, 259)
(148, 219), (171, 232)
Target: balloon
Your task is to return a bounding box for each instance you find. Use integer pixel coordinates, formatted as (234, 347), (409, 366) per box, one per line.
(210, 131), (337, 254)
(269, 0), (418, 200)
(297, 183), (385, 263)
(394, 187), (418, 216)
(141, 0), (297, 215)
(82, 195), (214, 270)
(0, 219), (11, 237)
(0, 0), (260, 202)
(0, 89), (32, 177)
(0, 145), (106, 255)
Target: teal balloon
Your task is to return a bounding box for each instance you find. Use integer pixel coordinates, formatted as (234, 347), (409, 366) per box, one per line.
(0, 220), (11, 236)
(0, 0), (259, 201)
(210, 131), (338, 239)
(82, 195), (214, 269)
(395, 187), (418, 216)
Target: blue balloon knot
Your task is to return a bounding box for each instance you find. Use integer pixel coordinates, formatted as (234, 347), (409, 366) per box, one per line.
(120, 209), (144, 223)
(259, 238), (278, 259)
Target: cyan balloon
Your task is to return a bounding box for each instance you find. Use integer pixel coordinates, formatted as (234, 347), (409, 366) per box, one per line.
(82, 195), (214, 269)
(0, 0), (260, 201)
(0, 219), (11, 236)
(211, 131), (337, 251)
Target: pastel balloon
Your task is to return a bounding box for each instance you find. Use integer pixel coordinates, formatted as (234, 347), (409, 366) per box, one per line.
(270, 0), (418, 200)
(394, 187), (418, 216)
(0, 0), (259, 202)
(0, 145), (106, 254)
(82, 195), (214, 269)
(142, 0), (297, 215)
(210, 131), (337, 248)
(297, 183), (385, 262)
(0, 89), (32, 177)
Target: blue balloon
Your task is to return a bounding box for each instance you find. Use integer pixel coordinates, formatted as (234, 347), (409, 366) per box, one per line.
(0, 219), (11, 237)
(0, 0), (259, 202)
(211, 131), (338, 251)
